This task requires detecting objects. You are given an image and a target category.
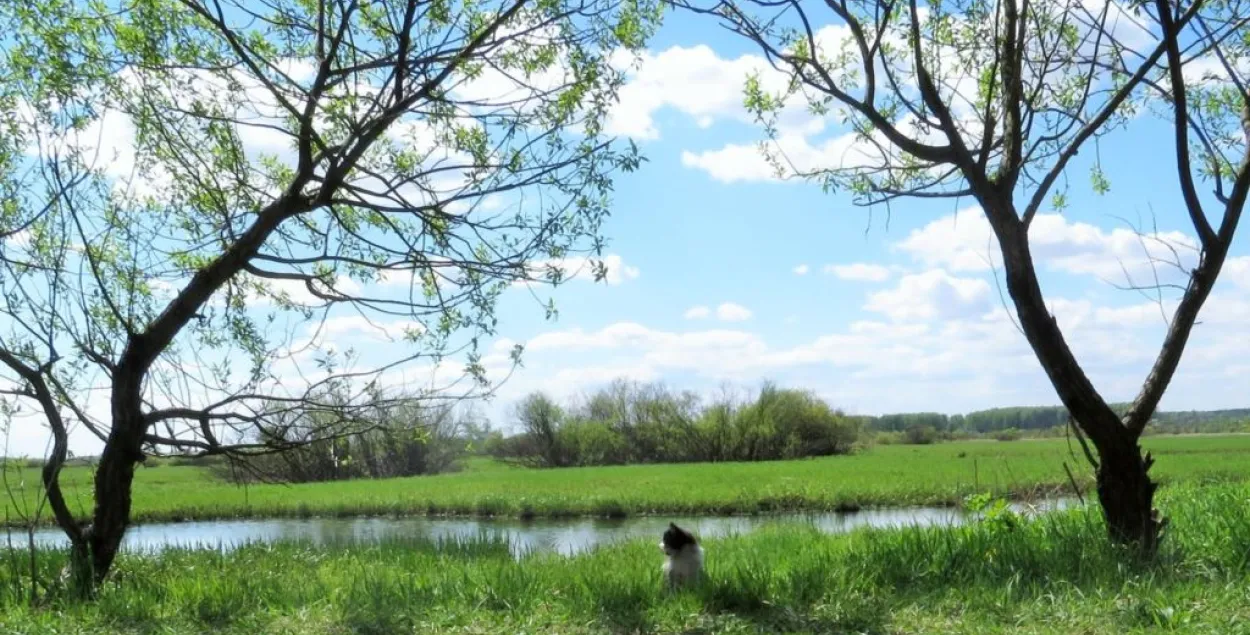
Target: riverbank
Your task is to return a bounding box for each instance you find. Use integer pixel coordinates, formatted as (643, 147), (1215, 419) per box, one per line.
(5, 435), (1250, 527)
(2, 482), (1247, 634)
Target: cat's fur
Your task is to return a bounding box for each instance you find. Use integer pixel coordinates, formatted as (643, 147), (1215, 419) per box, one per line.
(659, 522), (703, 589)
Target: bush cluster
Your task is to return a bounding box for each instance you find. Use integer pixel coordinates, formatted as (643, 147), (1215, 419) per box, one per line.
(486, 380), (863, 467)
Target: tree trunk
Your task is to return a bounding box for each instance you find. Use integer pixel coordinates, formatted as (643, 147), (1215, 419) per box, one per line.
(86, 440), (140, 583)
(1094, 433), (1163, 557)
(986, 207), (1163, 555)
(65, 538), (94, 597)
(85, 374), (148, 584)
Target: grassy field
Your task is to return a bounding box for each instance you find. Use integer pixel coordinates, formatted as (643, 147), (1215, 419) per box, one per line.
(2, 482), (1249, 633)
(4, 435), (1250, 526)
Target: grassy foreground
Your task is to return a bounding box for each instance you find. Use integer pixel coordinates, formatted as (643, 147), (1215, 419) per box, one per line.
(5, 435), (1250, 525)
(3, 482), (1250, 633)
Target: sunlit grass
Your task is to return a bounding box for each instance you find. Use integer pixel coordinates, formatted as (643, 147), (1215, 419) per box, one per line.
(4, 435), (1250, 526)
(2, 482), (1249, 633)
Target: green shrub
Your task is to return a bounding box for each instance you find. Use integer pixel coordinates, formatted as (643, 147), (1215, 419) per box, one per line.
(993, 428), (1023, 442)
(496, 380), (865, 467)
(903, 424), (939, 445)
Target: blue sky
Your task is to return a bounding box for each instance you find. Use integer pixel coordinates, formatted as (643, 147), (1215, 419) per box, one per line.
(468, 9), (1250, 423)
(4, 5), (1250, 458)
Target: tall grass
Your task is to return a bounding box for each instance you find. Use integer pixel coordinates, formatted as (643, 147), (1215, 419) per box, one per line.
(5, 435), (1250, 527)
(2, 483), (1249, 633)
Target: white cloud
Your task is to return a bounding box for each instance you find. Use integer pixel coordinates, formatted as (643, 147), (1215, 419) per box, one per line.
(684, 305), (710, 320)
(236, 273), (363, 308)
(53, 64), (313, 201)
(716, 302), (753, 322)
(24, 56), (509, 210)
(895, 207), (1199, 285)
(1092, 302), (1173, 328)
(1180, 49), (1250, 88)
(606, 44), (830, 140)
(449, 16), (573, 113)
(2, 229), (32, 248)
(597, 255), (642, 285)
(681, 114), (946, 184)
(793, 264), (810, 276)
(1221, 256), (1250, 291)
(71, 108), (175, 200)
(1084, 0), (1156, 50)
(893, 208), (999, 272)
(680, 142), (784, 184)
(826, 263), (891, 282)
(864, 270), (993, 322)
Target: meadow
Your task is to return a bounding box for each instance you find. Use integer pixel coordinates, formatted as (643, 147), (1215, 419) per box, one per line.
(4, 434), (1250, 526)
(2, 481), (1249, 633)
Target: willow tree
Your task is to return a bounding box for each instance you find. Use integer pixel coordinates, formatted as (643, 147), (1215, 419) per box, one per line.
(677, 0), (1247, 554)
(0, 0), (657, 587)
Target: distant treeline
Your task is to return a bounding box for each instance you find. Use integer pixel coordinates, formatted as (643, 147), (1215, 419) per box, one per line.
(868, 406), (1250, 435)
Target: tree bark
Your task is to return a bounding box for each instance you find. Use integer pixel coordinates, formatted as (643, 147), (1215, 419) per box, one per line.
(86, 370), (149, 584)
(1095, 432), (1162, 556)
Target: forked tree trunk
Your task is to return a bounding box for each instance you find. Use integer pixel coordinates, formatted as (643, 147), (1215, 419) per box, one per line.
(989, 207), (1163, 555)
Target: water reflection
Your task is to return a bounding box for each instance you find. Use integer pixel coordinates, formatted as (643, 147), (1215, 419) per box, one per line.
(15, 498), (1079, 558)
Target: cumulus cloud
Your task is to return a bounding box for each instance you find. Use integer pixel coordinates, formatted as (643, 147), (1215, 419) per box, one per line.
(680, 113), (950, 184)
(1180, 51), (1250, 88)
(895, 207), (1199, 285)
(1221, 256), (1250, 290)
(605, 44), (833, 140)
(793, 264), (810, 275)
(864, 270), (992, 322)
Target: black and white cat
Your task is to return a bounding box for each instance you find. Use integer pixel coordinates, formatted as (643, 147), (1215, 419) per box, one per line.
(659, 522), (703, 588)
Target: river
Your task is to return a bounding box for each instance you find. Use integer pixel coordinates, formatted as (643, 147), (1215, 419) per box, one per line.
(11, 497), (1080, 558)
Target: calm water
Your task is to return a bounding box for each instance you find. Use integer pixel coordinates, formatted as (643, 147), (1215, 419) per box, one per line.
(13, 498), (1079, 558)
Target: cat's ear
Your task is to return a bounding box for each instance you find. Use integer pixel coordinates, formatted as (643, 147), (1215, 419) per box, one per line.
(669, 522), (679, 530)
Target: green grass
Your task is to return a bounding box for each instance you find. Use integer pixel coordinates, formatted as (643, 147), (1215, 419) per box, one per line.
(5, 435), (1250, 526)
(2, 482), (1250, 633)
